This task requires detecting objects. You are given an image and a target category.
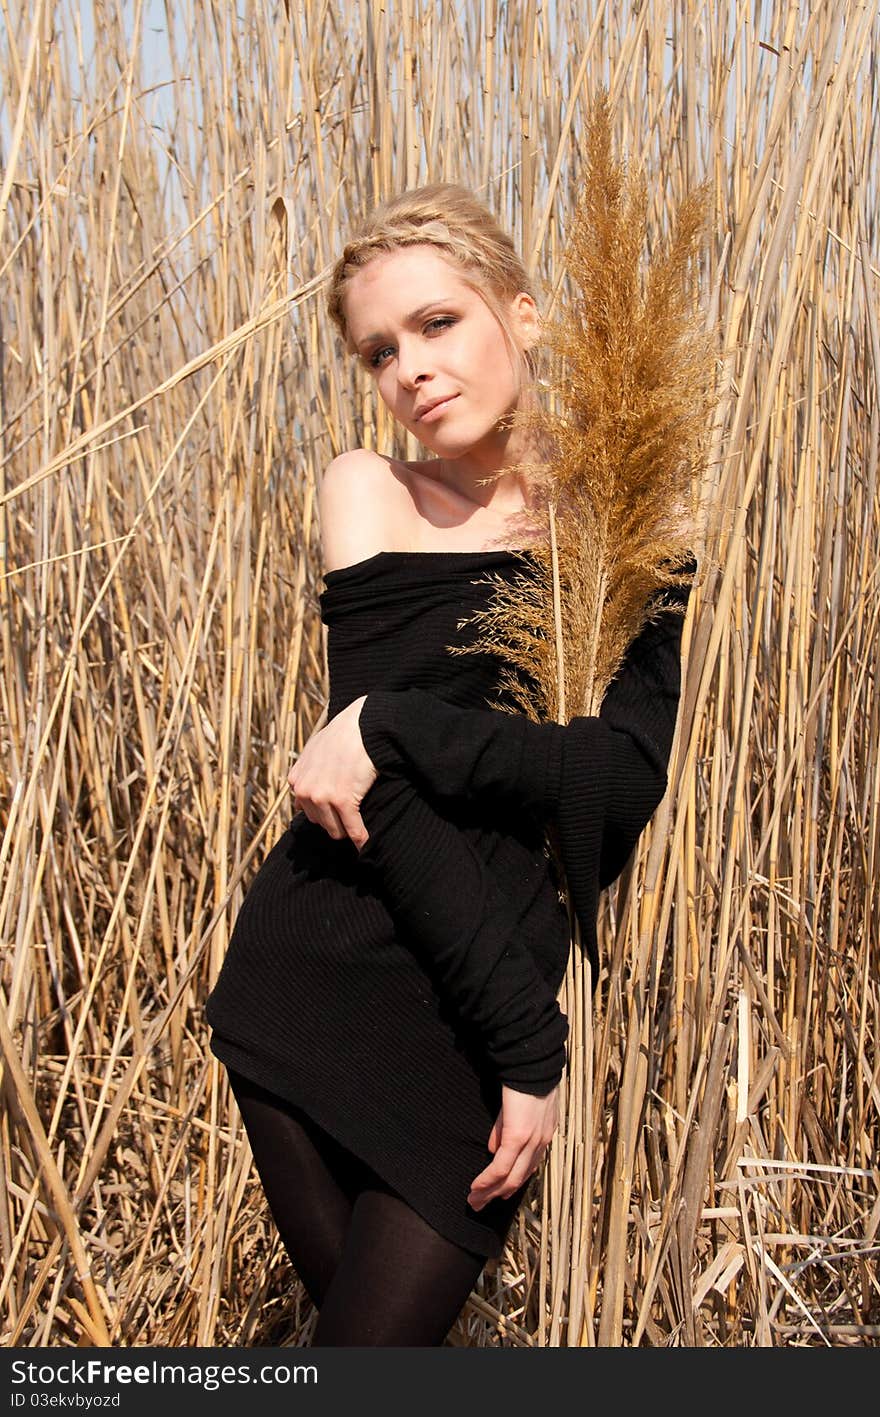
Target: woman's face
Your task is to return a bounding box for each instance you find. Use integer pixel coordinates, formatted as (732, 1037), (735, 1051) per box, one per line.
(342, 245), (537, 463)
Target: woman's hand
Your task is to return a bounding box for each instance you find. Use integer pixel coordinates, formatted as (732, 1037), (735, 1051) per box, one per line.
(467, 1082), (559, 1211)
(287, 695), (378, 850)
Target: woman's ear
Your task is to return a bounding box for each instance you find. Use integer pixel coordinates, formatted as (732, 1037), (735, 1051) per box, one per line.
(510, 291), (541, 353)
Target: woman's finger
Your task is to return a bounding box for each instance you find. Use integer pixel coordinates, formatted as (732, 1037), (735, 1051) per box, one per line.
(468, 1139), (530, 1209)
(338, 804), (369, 848)
(294, 796), (347, 840)
(319, 802), (348, 839)
(503, 1154), (537, 1193)
(469, 1128), (552, 1207)
(487, 1113), (501, 1153)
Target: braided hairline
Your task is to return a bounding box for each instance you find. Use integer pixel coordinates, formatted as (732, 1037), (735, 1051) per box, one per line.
(328, 229), (523, 347)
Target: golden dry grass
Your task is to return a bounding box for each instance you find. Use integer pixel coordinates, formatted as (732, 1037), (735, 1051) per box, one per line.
(1, 0), (878, 1346)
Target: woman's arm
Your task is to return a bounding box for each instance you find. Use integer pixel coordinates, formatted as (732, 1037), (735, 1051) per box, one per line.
(288, 700), (568, 1097)
(357, 572), (694, 881)
(343, 599), (688, 1100)
(353, 769), (569, 1097)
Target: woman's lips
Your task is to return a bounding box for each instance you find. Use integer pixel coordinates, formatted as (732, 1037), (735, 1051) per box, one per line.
(417, 394), (459, 423)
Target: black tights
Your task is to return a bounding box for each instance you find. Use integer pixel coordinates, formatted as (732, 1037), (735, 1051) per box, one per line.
(228, 1069), (487, 1346)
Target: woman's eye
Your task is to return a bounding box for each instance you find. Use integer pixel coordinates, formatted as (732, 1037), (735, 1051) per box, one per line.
(368, 345), (394, 368)
(366, 318), (455, 369)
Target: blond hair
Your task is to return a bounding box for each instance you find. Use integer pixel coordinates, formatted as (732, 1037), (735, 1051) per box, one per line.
(327, 183), (539, 379)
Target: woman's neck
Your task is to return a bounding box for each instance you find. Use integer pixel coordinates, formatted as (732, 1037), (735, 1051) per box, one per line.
(398, 460), (548, 553)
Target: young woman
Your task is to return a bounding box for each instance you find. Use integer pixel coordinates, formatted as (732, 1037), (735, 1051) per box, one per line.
(205, 184), (694, 1346)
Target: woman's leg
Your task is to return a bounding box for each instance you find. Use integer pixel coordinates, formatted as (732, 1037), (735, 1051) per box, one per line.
(312, 1184), (486, 1347)
(228, 1066), (487, 1345)
(228, 1068), (368, 1309)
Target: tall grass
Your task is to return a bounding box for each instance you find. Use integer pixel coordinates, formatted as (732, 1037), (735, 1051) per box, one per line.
(1, 0), (877, 1346)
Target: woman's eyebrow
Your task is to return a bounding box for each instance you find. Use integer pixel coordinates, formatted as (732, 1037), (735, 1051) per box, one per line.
(355, 300), (458, 352)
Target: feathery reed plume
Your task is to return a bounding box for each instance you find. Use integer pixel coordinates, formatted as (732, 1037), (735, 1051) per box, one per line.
(453, 90), (716, 723)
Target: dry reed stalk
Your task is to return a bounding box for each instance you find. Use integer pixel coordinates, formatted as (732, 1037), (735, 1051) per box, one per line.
(0, 0), (878, 1349)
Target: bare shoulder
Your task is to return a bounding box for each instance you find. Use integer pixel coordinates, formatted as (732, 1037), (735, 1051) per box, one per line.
(318, 450), (414, 572)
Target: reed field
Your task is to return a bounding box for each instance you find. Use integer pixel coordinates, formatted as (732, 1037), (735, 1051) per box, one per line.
(1, 0), (878, 1347)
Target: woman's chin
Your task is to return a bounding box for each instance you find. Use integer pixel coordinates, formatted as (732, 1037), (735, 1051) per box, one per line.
(414, 429), (486, 461)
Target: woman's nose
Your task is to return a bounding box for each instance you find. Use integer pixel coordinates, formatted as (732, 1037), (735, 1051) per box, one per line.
(395, 338), (430, 389)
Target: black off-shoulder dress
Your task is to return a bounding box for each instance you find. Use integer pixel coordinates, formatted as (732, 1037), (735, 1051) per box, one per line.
(206, 547), (692, 1257)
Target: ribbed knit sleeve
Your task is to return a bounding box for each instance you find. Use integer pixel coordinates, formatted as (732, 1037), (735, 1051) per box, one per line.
(358, 574), (693, 846)
(355, 773), (568, 1095)
(359, 691), (567, 815)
